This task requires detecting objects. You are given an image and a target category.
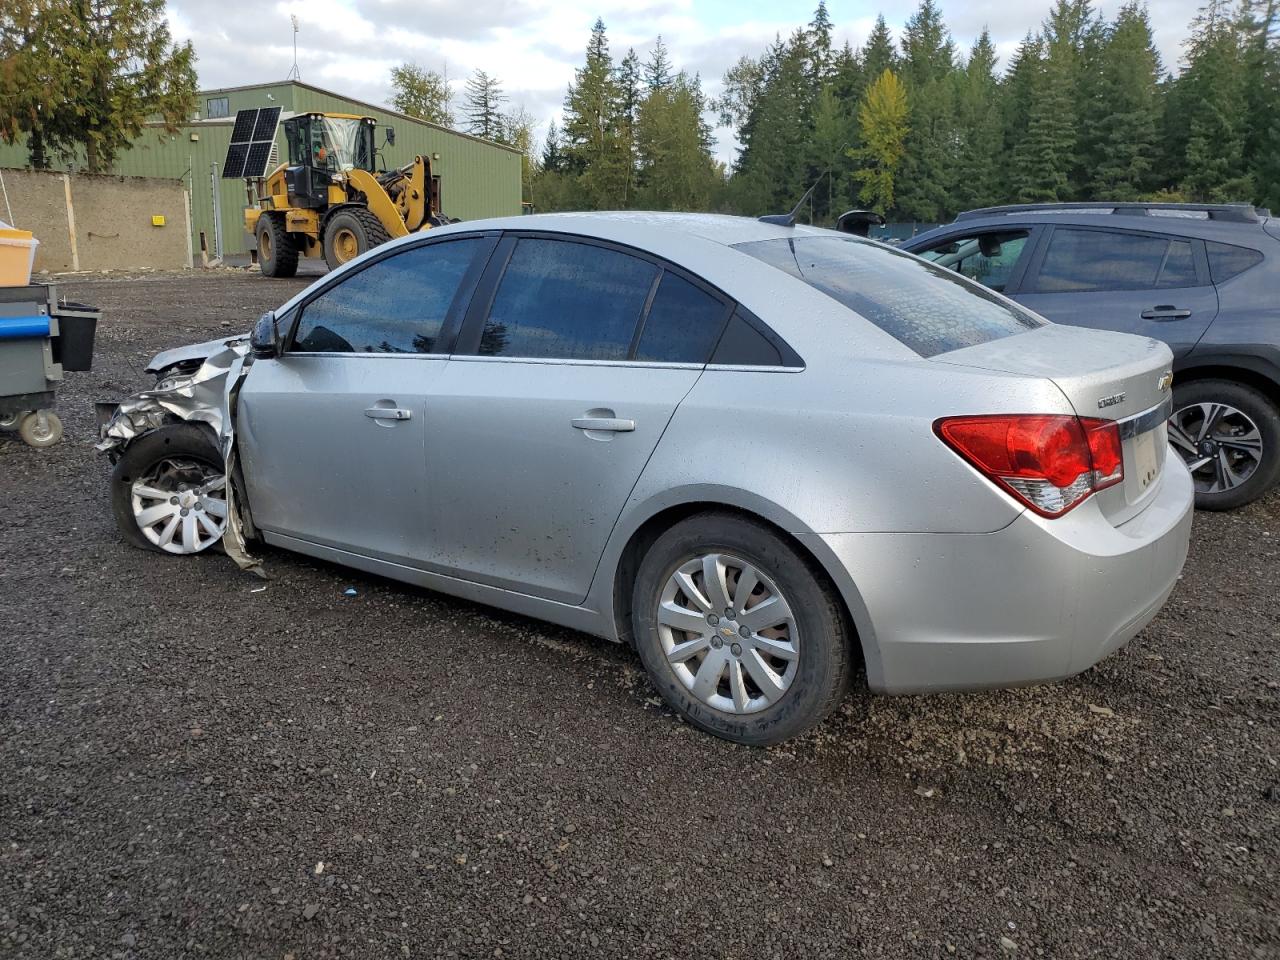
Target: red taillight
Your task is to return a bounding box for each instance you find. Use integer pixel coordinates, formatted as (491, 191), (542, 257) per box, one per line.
(935, 414), (1124, 517)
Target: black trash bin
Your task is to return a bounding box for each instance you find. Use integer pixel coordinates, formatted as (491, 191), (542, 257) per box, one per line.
(52, 303), (99, 372)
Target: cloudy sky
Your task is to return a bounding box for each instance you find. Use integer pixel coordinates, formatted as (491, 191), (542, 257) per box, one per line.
(166, 0), (1201, 163)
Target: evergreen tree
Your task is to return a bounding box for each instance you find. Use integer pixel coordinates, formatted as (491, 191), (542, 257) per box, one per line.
(831, 40), (864, 104)
(389, 62), (453, 128)
(2, 0), (197, 173)
(464, 70), (507, 141)
(895, 0), (958, 221)
(952, 29), (1004, 211)
(1088, 3), (1161, 199)
(808, 1), (835, 85)
(645, 36), (674, 91)
(850, 69), (909, 214)
(616, 48), (643, 208)
(860, 15), (898, 80)
(1007, 14), (1077, 202)
(809, 84), (854, 221)
(635, 73), (717, 209)
(1238, 0), (1280, 208)
(732, 36), (812, 215)
(562, 18), (630, 207)
(1176, 0), (1251, 200)
(541, 119), (565, 173)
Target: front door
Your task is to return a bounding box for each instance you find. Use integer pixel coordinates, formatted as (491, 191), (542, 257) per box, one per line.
(236, 234), (493, 561)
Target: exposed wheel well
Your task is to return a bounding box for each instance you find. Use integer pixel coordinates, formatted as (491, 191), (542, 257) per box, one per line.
(611, 502), (864, 670)
(1176, 365), (1280, 408)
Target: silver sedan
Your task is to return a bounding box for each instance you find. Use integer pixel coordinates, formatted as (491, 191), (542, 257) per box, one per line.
(100, 213), (1194, 745)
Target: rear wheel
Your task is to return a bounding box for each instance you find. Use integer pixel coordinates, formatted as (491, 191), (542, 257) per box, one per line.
(256, 215), (299, 278)
(323, 208), (391, 271)
(18, 410), (61, 448)
(1169, 379), (1280, 510)
(110, 424), (228, 555)
(631, 512), (852, 746)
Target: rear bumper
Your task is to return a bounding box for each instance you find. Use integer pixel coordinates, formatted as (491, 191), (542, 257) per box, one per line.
(808, 454), (1194, 693)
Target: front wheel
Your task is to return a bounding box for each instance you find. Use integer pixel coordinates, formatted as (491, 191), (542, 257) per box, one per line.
(323, 208), (391, 271)
(110, 423), (229, 554)
(1168, 379), (1280, 510)
(631, 512), (853, 746)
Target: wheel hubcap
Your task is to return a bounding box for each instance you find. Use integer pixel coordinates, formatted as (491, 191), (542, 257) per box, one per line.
(1168, 402), (1263, 493)
(130, 457), (228, 554)
(656, 553), (799, 715)
(334, 228), (358, 263)
(260, 229), (272, 260)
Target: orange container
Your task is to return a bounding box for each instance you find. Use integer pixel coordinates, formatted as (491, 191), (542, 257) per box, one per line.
(0, 227), (38, 286)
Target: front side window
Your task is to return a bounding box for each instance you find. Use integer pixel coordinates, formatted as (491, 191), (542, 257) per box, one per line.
(292, 238), (483, 353)
(478, 238), (658, 360)
(918, 230), (1030, 292)
(1035, 228), (1198, 292)
(734, 235), (1042, 358)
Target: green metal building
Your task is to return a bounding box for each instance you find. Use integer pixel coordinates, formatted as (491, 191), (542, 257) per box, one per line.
(0, 80), (523, 259)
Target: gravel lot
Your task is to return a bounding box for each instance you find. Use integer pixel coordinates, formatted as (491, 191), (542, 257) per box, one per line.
(2, 270), (1277, 959)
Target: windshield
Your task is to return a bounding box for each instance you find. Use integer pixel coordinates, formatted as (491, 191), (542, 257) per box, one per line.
(311, 117), (372, 173)
(733, 235), (1043, 358)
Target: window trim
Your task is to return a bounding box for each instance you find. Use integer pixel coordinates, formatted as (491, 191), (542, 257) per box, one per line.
(452, 231), (737, 365)
(1022, 225), (1209, 294)
(281, 231), (500, 356)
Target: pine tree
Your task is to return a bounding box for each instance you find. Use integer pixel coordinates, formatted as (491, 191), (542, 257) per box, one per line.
(616, 49), (642, 208)
(808, 1), (835, 85)
(3, 0), (197, 173)
(562, 18), (630, 208)
(952, 29), (1004, 211)
(895, 0), (958, 221)
(645, 36), (674, 91)
(850, 69), (909, 214)
(389, 62), (453, 128)
(860, 15), (898, 80)
(809, 84), (853, 221)
(732, 36), (812, 215)
(541, 120), (565, 172)
(464, 70), (507, 141)
(1176, 0), (1251, 200)
(1238, 0), (1280, 209)
(635, 73), (717, 209)
(1088, 3), (1161, 199)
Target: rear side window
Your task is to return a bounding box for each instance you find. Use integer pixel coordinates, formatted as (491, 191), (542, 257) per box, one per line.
(479, 238), (657, 360)
(292, 238), (482, 353)
(633, 273), (727, 363)
(1035, 228), (1197, 292)
(734, 235), (1041, 358)
(1206, 241), (1264, 283)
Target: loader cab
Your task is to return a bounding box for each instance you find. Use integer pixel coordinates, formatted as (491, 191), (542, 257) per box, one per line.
(281, 113), (378, 208)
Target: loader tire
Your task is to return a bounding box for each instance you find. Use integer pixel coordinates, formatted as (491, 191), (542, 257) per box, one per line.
(256, 215), (299, 278)
(323, 208), (392, 271)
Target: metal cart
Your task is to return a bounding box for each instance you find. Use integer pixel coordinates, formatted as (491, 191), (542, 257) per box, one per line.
(0, 284), (98, 448)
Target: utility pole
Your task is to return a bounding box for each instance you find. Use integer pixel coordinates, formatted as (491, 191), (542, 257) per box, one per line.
(287, 15), (301, 81)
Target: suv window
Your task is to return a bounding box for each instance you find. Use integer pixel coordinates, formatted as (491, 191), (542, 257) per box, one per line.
(292, 238), (483, 353)
(1034, 228), (1198, 292)
(479, 238), (657, 360)
(1206, 241), (1264, 283)
(633, 272), (727, 363)
(734, 235), (1042, 358)
(918, 230), (1029, 291)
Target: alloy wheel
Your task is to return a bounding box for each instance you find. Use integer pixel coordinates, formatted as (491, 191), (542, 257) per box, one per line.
(656, 553), (799, 715)
(129, 456), (228, 554)
(1168, 402), (1264, 494)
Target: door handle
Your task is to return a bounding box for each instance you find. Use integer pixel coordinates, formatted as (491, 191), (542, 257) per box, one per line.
(1141, 306), (1192, 320)
(365, 406), (412, 421)
(571, 416), (635, 432)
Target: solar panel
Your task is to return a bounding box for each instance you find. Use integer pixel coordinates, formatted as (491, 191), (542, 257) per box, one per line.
(222, 106), (282, 179)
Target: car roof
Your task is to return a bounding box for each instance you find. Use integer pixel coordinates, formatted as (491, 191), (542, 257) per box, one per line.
(906, 207), (1276, 247)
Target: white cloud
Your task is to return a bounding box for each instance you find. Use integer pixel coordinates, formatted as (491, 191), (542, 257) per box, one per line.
(166, 0), (1205, 165)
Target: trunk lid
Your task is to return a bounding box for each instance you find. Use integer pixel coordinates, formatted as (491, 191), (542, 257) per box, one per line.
(937, 325), (1175, 523)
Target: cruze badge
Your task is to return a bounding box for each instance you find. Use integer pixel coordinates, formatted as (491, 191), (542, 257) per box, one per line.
(1097, 392), (1126, 409)
(1157, 371), (1173, 392)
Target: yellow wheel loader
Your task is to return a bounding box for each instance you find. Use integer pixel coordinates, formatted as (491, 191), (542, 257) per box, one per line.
(243, 112), (448, 277)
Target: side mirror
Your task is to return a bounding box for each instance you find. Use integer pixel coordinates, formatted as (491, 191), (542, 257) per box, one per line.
(835, 209), (886, 237)
(978, 235), (1003, 258)
(251, 311), (280, 359)
(385, 126), (396, 146)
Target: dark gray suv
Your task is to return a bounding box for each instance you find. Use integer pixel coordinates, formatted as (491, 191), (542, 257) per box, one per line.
(903, 203), (1280, 510)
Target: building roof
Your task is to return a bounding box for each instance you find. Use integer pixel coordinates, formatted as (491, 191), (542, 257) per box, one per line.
(198, 79), (522, 154)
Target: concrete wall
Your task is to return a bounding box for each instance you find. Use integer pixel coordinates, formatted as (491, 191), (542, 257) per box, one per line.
(0, 169), (189, 272)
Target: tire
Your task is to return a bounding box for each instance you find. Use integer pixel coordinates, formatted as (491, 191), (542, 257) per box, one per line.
(323, 207), (392, 271)
(1169, 379), (1280, 511)
(110, 423), (229, 555)
(18, 411), (61, 447)
(256, 214), (299, 278)
(631, 512), (853, 746)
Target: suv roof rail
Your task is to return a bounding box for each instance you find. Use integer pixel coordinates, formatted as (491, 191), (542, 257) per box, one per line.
(955, 202), (1262, 224)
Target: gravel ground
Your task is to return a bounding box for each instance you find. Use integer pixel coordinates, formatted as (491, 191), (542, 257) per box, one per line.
(1, 270), (1277, 959)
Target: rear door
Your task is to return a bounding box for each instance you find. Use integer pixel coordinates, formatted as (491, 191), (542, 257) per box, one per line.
(236, 234), (495, 561)
(420, 233), (732, 604)
(1015, 226), (1218, 357)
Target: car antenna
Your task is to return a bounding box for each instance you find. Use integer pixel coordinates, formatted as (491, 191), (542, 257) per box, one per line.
(758, 151), (846, 228)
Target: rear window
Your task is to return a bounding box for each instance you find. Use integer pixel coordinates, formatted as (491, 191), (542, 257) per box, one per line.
(734, 235), (1042, 358)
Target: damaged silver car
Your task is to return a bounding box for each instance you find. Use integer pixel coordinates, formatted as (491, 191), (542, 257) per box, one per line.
(99, 213), (1192, 746)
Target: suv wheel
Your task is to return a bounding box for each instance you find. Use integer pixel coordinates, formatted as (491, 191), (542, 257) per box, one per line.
(1169, 379), (1280, 510)
(631, 512), (852, 746)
